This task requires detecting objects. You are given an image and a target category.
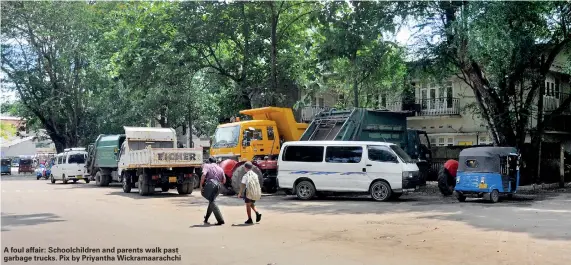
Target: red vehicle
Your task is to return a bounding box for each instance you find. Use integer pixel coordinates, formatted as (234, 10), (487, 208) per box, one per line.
(18, 158), (34, 174)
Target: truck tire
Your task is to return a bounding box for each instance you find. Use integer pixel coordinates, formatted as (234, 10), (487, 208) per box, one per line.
(95, 172), (110, 187)
(122, 174), (132, 193)
(437, 167), (455, 196)
(177, 180), (193, 195)
(138, 173), (153, 196)
(193, 174), (200, 189)
(231, 164), (263, 195)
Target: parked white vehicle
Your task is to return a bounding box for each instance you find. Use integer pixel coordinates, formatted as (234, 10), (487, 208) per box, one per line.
(277, 141), (420, 201)
(50, 148), (90, 184)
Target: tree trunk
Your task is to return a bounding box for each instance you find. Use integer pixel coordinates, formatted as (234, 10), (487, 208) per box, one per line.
(187, 109), (193, 148)
(270, 2), (279, 93)
(534, 80), (546, 184)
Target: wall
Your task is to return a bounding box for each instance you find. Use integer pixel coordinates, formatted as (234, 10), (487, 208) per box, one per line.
(1, 138), (36, 157)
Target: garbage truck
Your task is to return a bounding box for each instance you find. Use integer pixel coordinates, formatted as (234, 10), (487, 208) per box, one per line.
(300, 108), (433, 185)
(117, 127), (203, 196)
(210, 107), (308, 194)
(85, 134), (126, 186)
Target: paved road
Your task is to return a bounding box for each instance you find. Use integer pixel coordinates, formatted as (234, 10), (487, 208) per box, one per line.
(2, 174), (571, 265)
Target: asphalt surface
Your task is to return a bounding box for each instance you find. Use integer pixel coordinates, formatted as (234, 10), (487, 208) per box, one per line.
(2, 168), (571, 265)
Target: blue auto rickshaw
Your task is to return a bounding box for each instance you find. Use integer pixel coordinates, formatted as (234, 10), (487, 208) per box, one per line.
(454, 147), (519, 203)
(1, 158), (12, 175)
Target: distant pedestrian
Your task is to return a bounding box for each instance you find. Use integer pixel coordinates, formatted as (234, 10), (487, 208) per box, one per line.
(237, 162), (262, 224)
(200, 157), (226, 225)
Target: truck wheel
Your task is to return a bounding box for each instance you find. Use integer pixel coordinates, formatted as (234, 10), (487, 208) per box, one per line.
(176, 180), (193, 195)
(84, 178), (90, 184)
(100, 174), (110, 186)
(122, 175), (132, 193)
(138, 173), (153, 196)
(193, 175), (200, 189)
(219, 183), (234, 196)
(95, 172), (106, 187)
(63, 175), (68, 184)
(231, 164), (263, 195)
(437, 167), (454, 196)
(161, 186), (170, 192)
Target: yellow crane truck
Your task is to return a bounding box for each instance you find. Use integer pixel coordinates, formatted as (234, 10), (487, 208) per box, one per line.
(210, 107), (308, 194)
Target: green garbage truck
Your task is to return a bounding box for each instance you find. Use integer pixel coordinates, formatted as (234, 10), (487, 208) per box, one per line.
(86, 134), (126, 186)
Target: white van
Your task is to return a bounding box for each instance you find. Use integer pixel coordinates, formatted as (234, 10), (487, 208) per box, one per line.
(50, 148), (90, 184)
(277, 141), (420, 201)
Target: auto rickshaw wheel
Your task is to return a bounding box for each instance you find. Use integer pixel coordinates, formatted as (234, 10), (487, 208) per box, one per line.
(490, 189), (500, 203)
(455, 191), (466, 202)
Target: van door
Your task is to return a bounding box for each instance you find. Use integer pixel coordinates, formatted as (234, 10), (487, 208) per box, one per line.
(365, 145), (403, 190)
(51, 156), (60, 178)
(324, 145), (366, 191)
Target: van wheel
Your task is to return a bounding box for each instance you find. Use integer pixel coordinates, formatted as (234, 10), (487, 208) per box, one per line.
(490, 189), (500, 203)
(50, 175), (55, 184)
(295, 181), (315, 200)
(370, 181), (392, 202)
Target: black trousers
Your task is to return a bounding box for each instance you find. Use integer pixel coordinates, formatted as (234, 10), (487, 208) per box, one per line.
(203, 180), (224, 223)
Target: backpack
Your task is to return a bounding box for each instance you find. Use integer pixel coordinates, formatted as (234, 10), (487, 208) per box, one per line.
(245, 171), (262, 201)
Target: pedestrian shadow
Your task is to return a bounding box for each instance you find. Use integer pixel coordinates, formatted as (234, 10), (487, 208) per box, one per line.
(189, 223), (214, 228)
(106, 191), (190, 200)
(1, 212), (64, 232)
(231, 223), (257, 227)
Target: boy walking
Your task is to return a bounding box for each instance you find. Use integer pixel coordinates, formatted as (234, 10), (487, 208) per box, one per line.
(237, 162), (262, 224)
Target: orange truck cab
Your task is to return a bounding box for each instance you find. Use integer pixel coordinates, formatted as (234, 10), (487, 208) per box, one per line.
(210, 107), (308, 193)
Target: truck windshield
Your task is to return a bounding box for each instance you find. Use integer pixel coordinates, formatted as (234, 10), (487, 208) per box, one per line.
(390, 145), (414, 163)
(212, 126), (240, 148)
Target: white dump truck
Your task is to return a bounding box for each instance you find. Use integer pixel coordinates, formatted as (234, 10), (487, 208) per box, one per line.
(117, 126), (203, 196)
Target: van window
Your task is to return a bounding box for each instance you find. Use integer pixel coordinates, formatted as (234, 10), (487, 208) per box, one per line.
(367, 146), (398, 163)
(68, 154), (86, 164)
(325, 146), (362, 163)
(283, 146), (324, 162)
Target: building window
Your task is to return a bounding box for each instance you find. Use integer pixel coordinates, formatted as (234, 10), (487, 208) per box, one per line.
(479, 135), (493, 145)
(438, 137), (445, 146)
(318, 97), (325, 107)
(447, 137), (454, 146)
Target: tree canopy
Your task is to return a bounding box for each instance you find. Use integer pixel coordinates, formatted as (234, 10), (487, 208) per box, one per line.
(1, 1), (569, 155)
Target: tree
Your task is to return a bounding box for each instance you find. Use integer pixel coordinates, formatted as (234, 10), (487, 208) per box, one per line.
(410, 1), (570, 149)
(312, 1), (408, 108)
(1, 1), (104, 152)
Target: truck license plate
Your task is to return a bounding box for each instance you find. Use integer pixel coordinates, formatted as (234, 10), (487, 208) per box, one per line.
(478, 183), (487, 189)
(76, 176), (83, 179)
(168, 177), (177, 183)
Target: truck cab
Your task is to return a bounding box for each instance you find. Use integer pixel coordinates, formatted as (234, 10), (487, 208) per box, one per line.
(210, 107), (308, 193)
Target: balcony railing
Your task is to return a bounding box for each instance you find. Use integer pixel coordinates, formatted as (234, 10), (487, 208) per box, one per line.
(543, 92), (571, 113)
(418, 97), (461, 116)
(383, 97), (460, 116)
(301, 106), (332, 122)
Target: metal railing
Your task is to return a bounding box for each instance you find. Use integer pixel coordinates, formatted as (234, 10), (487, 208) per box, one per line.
(300, 106), (332, 122)
(543, 92), (571, 113)
(418, 97), (460, 116)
